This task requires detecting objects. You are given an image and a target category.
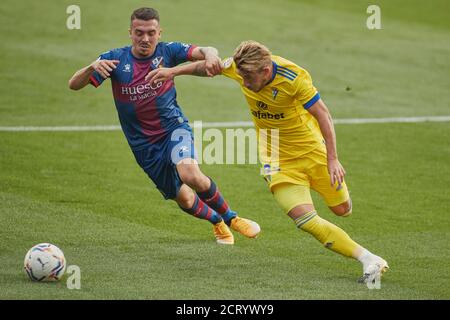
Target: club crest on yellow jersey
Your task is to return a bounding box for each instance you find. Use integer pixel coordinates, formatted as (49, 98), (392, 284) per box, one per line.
(271, 88), (279, 100)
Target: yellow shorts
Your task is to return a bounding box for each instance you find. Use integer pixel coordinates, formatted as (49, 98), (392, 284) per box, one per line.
(263, 148), (350, 213)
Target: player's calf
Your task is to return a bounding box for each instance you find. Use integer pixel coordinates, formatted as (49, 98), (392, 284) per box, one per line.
(196, 177), (236, 223)
(176, 185), (222, 224)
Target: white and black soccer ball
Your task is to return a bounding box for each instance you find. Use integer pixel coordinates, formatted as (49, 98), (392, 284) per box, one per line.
(24, 243), (66, 281)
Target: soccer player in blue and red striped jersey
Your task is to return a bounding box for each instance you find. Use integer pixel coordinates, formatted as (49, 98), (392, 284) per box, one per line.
(68, 7), (260, 244)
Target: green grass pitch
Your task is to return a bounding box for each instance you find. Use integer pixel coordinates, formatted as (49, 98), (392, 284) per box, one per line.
(1, 0), (449, 299)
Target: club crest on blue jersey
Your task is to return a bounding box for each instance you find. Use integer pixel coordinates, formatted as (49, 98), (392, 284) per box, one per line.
(152, 56), (163, 68)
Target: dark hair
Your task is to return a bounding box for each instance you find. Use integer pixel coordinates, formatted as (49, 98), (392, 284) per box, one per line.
(130, 7), (159, 23)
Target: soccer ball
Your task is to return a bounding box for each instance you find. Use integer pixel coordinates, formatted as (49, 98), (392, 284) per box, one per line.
(24, 243), (66, 282)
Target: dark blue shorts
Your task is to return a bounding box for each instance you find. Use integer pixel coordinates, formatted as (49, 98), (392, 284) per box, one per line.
(131, 126), (196, 200)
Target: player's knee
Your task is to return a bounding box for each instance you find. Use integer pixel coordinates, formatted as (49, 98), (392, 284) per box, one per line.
(182, 174), (205, 190)
(340, 206), (352, 217)
(178, 171), (192, 185)
(330, 200), (352, 217)
(180, 171), (209, 191)
(178, 169), (194, 185)
(288, 204), (315, 223)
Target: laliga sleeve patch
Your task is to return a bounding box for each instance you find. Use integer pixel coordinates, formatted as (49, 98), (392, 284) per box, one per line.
(222, 57), (233, 69)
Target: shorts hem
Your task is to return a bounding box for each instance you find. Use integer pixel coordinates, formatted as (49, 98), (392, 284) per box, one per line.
(269, 180), (309, 193)
(324, 195), (350, 208)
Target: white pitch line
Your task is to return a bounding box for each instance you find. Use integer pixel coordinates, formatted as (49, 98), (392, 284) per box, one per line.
(334, 116), (450, 124)
(200, 121), (253, 128)
(0, 116), (449, 132)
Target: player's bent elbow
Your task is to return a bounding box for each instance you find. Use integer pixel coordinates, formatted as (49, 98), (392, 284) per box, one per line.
(68, 79), (77, 90)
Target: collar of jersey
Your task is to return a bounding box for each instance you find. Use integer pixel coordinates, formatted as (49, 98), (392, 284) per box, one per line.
(265, 61), (278, 86)
(130, 45), (159, 62)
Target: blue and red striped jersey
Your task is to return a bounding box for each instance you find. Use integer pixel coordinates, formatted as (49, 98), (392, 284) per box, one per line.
(90, 42), (196, 148)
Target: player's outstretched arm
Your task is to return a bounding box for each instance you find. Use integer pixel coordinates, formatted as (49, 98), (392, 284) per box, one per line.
(307, 99), (346, 186)
(68, 59), (119, 90)
(145, 61), (211, 84)
(145, 45), (223, 84)
(190, 46), (222, 76)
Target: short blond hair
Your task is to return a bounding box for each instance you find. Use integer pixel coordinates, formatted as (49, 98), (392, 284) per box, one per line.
(233, 40), (272, 73)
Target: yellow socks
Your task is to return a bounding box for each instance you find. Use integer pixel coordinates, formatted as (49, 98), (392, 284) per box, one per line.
(294, 210), (360, 258)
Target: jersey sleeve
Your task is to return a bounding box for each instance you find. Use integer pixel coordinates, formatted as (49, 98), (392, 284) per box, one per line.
(89, 50), (115, 88)
(165, 42), (197, 67)
(293, 69), (320, 109)
(220, 57), (241, 82)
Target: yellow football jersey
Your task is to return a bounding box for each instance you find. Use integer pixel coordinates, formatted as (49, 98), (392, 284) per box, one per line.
(221, 55), (325, 163)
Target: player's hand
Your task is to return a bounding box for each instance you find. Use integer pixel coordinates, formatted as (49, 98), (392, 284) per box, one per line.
(327, 158), (346, 189)
(90, 59), (119, 79)
(145, 67), (174, 84)
(204, 54), (222, 77)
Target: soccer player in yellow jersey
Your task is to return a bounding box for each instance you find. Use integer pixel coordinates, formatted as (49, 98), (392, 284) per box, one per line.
(146, 40), (389, 283)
